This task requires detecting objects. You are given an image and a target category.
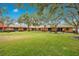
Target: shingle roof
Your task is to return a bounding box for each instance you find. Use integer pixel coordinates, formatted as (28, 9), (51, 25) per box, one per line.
(0, 23), (74, 28)
(57, 24), (74, 27)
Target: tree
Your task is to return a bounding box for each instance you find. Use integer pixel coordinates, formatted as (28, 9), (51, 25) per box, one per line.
(0, 6), (8, 31)
(63, 4), (79, 34)
(64, 10), (79, 34)
(30, 13), (42, 31)
(17, 4), (66, 33)
(4, 16), (13, 32)
(34, 4), (62, 32)
(41, 4), (64, 33)
(18, 14), (31, 31)
(30, 3), (50, 15)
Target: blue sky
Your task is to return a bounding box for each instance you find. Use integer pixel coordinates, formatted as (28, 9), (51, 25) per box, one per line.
(0, 3), (78, 23)
(0, 3), (37, 20)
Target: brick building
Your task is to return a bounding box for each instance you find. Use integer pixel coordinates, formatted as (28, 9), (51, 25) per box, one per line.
(0, 23), (74, 33)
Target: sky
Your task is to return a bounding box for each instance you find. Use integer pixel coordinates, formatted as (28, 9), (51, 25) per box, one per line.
(0, 3), (37, 20)
(0, 3), (78, 25)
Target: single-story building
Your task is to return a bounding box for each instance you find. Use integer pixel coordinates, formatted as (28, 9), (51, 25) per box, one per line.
(25, 24), (74, 33)
(0, 23), (75, 33)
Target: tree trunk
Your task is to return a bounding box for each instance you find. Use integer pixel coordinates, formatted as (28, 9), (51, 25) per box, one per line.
(44, 25), (46, 32)
(55, 28), (57, 33)
(2, 24), (4, 32)
(54, 25), (57, 33)
(75, 26), (78, 34)
(35, 26), (36, 31)
(27, 25), (30, 31)
(7, 25), (10, 33)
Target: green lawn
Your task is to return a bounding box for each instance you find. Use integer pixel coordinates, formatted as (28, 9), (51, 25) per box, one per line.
(0, 31), (79, 56)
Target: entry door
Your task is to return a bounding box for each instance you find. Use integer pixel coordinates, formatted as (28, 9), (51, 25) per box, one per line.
(57, 28), (62, 32)
(48, 28), (52, 32)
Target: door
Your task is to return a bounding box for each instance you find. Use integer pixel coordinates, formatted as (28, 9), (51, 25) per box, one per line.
(48, 28), (52, 32)
(57, 28), (62, 32)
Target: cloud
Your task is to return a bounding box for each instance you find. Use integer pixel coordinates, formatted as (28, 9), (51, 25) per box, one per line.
(13, 8), (18, 12)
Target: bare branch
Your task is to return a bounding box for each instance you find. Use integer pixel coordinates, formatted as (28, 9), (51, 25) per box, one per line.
(65, 17), (74, 26)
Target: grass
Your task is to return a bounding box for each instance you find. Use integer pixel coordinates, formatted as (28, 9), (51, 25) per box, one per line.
(0, 31), (79, 56)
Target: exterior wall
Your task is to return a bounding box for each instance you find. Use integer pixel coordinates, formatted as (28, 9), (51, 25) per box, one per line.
(61, 27), (73, 33)
(0, 27), (2, 31)
(0, 25), (74, 33)
(0, 23), (6, 31)
(51, 27), (73, 33)
(23, 28), (27, 31)
(45, 28), (48, 31)
(62, 27), (65, 32)
(51, 27), (56, 32)
(40, 28), (43, 31)
(68, 28), (73, 32)
(64, 27), (73, 33)
(40, 27), (48, 32)
(18, 27), (24, 31)
(30, 28), (32, 31)
(36, 28), (39, 31)
(8, 27), (14, 31)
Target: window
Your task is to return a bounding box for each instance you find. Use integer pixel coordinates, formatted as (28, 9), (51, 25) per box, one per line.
(66, 28), (69, 30)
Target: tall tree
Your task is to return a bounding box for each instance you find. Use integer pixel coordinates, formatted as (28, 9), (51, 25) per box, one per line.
(63, 4), (79, 34)
(18, 14), (31, 31)
(0, 6), (8, 31)
(44, 4), (64, 33)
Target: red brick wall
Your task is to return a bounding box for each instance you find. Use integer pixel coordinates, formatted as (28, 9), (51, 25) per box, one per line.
(62, 27), (73, 33)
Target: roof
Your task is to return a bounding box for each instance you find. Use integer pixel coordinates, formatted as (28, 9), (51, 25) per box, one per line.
(49, 24), (73, 28)
(0, 23), (7, 27)
(57, 24), (74, 27)
(0, 23), (74, 28)
(9, 23), (27, 28)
